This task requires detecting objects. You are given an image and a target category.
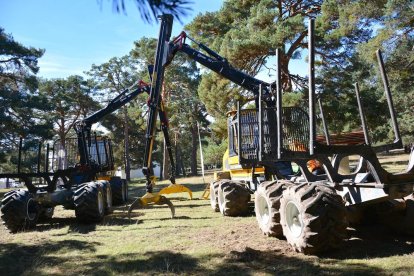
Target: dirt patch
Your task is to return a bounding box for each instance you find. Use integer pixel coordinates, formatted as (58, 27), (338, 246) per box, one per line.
(192, 218), (301, 257)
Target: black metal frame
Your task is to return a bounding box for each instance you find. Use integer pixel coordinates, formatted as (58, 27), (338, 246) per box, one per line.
(238, 19), (414, 200)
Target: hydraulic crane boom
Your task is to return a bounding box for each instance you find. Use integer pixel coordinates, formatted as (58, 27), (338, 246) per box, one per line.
(128, 14), (281, 218)
(74, 80), (150, 167)
(168, 33), (275, 107)
(128, 14), (193, 218)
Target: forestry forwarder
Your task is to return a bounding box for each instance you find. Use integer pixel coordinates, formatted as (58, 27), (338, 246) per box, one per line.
(0, 80), (148, 232)
(129, 14), (414, 254)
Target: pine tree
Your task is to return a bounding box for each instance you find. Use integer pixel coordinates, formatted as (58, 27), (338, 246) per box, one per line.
(87, 55), (146, 181)
(0, 28), (51, 170)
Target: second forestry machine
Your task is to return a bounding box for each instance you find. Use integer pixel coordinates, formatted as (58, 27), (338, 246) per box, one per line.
(0, 80), (151, 231)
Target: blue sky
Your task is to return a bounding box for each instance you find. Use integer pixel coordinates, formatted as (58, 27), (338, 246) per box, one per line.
(0, 0), (223, 78)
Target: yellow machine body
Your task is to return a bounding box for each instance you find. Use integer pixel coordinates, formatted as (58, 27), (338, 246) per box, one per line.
(214, 148), (265, 183)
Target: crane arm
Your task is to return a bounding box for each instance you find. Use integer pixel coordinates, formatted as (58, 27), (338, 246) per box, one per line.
(80, 80), (150, 128)
(75, 80), (150, 166)
(167, 32), (275, 106)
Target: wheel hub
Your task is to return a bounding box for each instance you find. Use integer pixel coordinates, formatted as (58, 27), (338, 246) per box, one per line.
(26, 198), (37, 221)
(98, 191), (104, 214)
(257, 195), (270, 224)
(285, 201), (303, 238)
(107, 187), (112, 208)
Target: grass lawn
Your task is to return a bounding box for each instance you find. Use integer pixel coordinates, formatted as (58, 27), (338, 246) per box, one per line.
(1, 168), (414, 275)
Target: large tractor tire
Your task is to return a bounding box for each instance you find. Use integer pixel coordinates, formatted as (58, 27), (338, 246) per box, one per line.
(74, 182), (105, 223)
(121, 179), (128, 202)
(110, 177), (128, 205)
(280, 183), (348, 254)
(255, 180), (293, 237)
(210, 180), (226, 212)
(1, 190), (39, 232)
(38, 207), (55, 221)
(97, 180), (113, 214)
(218, 181), (251, 216)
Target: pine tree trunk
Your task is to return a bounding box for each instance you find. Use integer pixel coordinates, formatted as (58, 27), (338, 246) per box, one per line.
(179, 146), (186, 177)
(175, 144), (183, 176)
(159, 159), (163, 180)
(123, 107), (131, 181)
(190, 124), (198, 176)
(58, 127), (66, 170)
(162, 139), (171, 180)
(174, 133), (182, 176)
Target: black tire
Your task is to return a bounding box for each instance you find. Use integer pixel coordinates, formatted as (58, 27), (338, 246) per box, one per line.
(280, 183), (348, 254)
(38, 207), (55, 221)
(210, 180), (226, 212)
(121, 179), (128, 203)
(218, 181), (251, 216)
(97, 180), (113, 214)
(255, 180), (293, 237)
(74, 182), (105, 223)
(1, 190), (39, 232)
(111, 177), (128, 205)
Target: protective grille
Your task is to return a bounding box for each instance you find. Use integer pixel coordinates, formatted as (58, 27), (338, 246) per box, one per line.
(281, 107), (309, 152)
(239, 109), (261, 160)
(238, 107), (309, 161)
(52, 137), (112, 171)
(53, 138), (79, 171)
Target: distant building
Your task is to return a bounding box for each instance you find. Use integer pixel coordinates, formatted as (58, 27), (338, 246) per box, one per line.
(115, 164), (161, 179)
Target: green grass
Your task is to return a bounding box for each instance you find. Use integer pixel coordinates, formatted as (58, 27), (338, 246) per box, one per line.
(1, 174), (414, 275)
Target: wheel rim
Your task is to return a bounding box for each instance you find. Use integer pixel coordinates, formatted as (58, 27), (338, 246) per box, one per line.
(45, 208), (53, 216)
(257, 195), (270, 225)
(285, 201), (303, 238)
(210, 185), (216, 208)
(26, 198), (37, 221)
(218, 187), (225, 211)
(98, 191), (104, 215)
(107, 187), (112, 209)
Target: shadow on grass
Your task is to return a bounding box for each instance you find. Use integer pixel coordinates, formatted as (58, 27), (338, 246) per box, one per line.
(320, 224), (414, 260)
(0, 239), (101, 275)
(221, 247), (381, 275)
(0, 242), (394, 275)
(77, 248), (382, 275)
(27, 206), (137, 233)
(1, 228), (408, 275)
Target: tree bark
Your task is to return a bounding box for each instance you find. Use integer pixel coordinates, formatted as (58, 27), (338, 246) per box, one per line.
(190, 123), (198, 176)
(162, 139), (171, 179)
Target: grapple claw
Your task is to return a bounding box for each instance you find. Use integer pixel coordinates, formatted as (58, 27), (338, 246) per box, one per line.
(158, 184), (193, 199)
(156, 196), (175, 218)
(127, 192), (175, 219)
(128, 197), (144, 219)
